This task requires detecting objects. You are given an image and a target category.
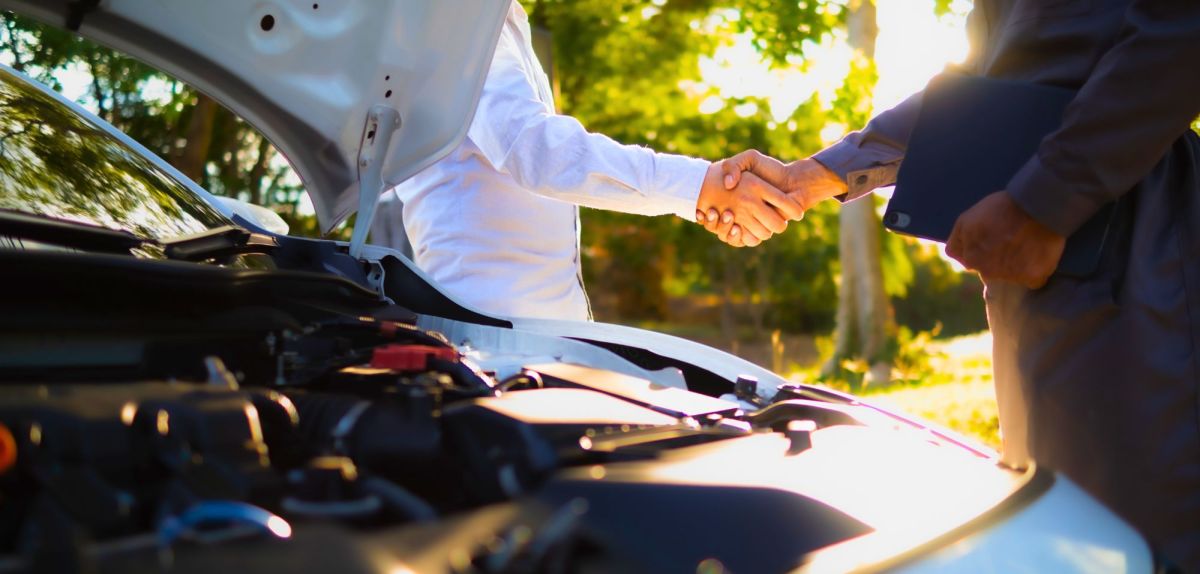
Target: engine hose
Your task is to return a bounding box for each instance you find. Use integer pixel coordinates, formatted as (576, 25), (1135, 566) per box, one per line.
(359, 476), (437, 522)
(279, 496), (382, 519)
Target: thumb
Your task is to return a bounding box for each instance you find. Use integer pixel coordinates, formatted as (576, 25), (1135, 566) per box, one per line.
(721, 150), (766, 190)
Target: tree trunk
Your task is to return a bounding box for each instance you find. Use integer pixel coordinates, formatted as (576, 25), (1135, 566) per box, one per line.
(247, 136), (273, 206)
(173, 94), (218, 183)
(823, 0), (895, 387)
(719, 247), (738, 352)
(750, 251), (769, 337)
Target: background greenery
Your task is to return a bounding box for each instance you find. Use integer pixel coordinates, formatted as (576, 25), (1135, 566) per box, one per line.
(520, 0), (987, 350)
(0, 3), (988, 388)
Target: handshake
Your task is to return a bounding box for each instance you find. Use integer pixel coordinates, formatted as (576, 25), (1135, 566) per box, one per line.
(702, 150), (1068, 291)
(694, 151), (848, 247)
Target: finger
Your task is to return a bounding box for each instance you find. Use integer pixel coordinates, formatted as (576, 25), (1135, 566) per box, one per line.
(703, 209), (721, 233)
(752, 178), (806, 221)
(725, 228), (745, 248)
(714, 216), (736, 240)
(737, 215), (773, 244)
(786, 191), (812, 219)
(945, 221), (964, 263)
(1017, 261), (1051, 290)
(961, 240), (987, 274)
(747, 197), (789, 234)
(720, 150), (764, 190)
(727, 224), (743, 244)
(1028, 264), (1054, 290)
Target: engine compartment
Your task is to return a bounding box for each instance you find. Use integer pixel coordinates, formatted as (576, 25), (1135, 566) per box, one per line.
(0, 250), (1020, 574)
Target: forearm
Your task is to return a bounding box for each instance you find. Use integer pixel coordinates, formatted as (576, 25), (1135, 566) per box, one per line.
(496, 113), (709, 219)
(470, 48), (709, 219)
(812, 89), (924, 202)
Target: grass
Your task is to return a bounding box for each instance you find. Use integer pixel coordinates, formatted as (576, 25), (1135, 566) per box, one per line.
(864, 375), (1000, 449)
(792, 332), (1001, 449)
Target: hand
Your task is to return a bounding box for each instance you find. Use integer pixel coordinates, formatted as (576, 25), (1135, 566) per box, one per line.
(946, 191), (1066, 289)
(704, 151), (848, 242)
(694, 163), (803, 247)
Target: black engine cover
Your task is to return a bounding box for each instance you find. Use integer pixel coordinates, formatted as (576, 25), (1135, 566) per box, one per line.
(0, 382), (295, 553)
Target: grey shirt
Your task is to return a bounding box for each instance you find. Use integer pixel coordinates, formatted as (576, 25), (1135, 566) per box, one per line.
(812, 0), (1200, 237)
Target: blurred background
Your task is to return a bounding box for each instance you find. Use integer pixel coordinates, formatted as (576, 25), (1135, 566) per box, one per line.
(0, 0), (1007, 445)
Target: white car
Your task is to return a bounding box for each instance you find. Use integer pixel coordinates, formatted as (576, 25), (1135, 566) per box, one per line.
(0, 1), (1158, 573)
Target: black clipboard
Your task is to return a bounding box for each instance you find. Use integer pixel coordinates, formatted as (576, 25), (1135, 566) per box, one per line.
(883, 73), (1119, 277)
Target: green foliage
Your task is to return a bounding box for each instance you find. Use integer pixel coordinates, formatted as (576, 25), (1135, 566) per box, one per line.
(0, 12), (308, 232)
(731, 0), (844, 66)
(811, 324), (945, 391)
(892, 242), (987, 338)
(525, 0), (856, 330)
(2, 3), (979, 348)
(829, 55), (878, 128)
(856, 331), (1000, 448)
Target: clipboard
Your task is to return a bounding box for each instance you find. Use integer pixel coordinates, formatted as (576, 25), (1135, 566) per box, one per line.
(883, 73), (1119, 277)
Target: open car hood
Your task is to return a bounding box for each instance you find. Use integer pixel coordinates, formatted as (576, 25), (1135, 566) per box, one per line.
(1, 0), (509, 243)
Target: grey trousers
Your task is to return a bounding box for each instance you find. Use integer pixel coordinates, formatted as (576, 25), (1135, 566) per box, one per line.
(984, 132), (1200, 571)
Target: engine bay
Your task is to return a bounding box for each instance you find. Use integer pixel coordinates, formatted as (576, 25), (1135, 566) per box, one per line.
(0, 250), (1021, 574)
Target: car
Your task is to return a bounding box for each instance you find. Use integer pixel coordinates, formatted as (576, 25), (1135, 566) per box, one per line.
(0, 1), (1158, 573)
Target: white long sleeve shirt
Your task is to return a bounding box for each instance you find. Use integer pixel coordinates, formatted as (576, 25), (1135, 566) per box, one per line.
(383, 1), (710, 321)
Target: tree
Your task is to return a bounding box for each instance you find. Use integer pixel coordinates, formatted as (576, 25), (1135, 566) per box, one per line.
(2, 4), (982, 366)
(823, 0), (896, 386)
(0, 13), (314, 236)
(524, 0), (848, 340)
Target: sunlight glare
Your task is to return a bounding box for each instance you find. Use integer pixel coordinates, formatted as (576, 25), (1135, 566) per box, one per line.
(873, 0), (970, 111)
(820, 122), (847, 145)
(700, 0), (970, 124)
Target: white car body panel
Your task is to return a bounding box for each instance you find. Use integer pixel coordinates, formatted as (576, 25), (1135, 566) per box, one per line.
(890, 476), (1153, 574)
(509, 317), (793, 398)
(415, 314), (689, 391)
(0, 0), (509, 233)
(0, 7), (1158, 571)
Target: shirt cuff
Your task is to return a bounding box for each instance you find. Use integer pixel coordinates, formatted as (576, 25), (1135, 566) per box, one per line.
(651, 154), (711, 220)
(813, 139), (902, 203)
(1006, 153), (1103, 237)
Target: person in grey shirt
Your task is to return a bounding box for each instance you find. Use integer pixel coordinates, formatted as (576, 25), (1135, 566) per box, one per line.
(714, 0), (1200, 568)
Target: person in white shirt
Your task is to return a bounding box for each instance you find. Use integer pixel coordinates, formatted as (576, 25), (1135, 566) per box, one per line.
(374, 1), (800, 321)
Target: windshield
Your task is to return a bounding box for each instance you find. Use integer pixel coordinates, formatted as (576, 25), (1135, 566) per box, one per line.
(0, 67), (231, 243)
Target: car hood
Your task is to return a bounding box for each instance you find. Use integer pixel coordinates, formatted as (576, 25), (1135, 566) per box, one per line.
(1, 0), (508, 238)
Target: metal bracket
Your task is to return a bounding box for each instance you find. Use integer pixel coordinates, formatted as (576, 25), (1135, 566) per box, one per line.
(348, 105), (402, 260)
(364, 260), (396, 304)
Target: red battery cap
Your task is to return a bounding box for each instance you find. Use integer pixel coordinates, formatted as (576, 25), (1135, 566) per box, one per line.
(370, 345), (458, 371)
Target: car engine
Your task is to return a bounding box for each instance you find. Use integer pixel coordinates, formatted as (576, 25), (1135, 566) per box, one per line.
(0, 250), (1003, 573)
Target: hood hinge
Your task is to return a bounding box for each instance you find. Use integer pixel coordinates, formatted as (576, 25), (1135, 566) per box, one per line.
(348, 105), (402, 260)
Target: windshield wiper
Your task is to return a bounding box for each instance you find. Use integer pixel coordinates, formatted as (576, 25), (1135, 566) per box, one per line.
(161, 226), (278, 262)
(0, 209), (144, 254)
(0, 211), (278, 263)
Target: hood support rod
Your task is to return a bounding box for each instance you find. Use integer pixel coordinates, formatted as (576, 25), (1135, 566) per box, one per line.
(348, 105), (401, 260)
